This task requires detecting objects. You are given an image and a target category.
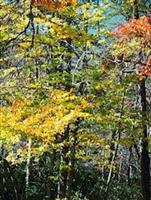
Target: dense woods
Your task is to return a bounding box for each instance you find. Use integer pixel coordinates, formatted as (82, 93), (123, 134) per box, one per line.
(0, 0), (151, 199)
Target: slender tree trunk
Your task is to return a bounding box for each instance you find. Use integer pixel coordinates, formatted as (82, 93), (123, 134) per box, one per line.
(57, 153), (64, 199)
(25, 138), (32, 198)
(106, 130), (116, 187)
(66, 121), (79, 200)
(57, 125), (70, 199)
(127, 147), (132, 185)
(133, 0), (139, 19)
(105, 86), (126, 200)
(140, 79), (151, 200)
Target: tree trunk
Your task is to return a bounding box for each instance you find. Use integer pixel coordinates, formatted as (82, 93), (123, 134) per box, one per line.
(127, 147), (132, 185)
(133, 0), (139, 19)
(57, 125), (70, 199)
(66, 120), (79, 200)
(140, 79), (151, 200)
(133, 1), (151, 198)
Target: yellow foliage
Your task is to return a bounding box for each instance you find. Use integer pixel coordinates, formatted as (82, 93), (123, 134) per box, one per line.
(0, 89), (89, 144)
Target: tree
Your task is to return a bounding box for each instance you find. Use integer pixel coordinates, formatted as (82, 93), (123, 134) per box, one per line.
(111, 1), (151, 198)
(1, 0), (151, 199)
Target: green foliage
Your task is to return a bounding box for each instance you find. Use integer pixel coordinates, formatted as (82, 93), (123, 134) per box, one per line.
(0, 0), (151, 199)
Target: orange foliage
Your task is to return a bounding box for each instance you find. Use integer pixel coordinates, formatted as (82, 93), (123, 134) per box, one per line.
(0, 90), (89, 143)
(112, 16), (151, 77)
(112, 16), (151, 43)
(32, 0), (76, 11)
(139, 56), (151, 78)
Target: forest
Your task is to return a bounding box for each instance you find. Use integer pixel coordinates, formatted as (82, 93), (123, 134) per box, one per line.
(0, 0), (151, 199)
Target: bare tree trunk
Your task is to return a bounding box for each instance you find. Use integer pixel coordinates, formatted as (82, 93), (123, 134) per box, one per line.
(66, 120), (79, 200)
(133, 0), (139, 19)
(25, 137), (32, 198)
(127, 147), (132, 185)
(140, 79), (151, 200)
(57, 153), (64, 199)
(56, 125), (70, 199)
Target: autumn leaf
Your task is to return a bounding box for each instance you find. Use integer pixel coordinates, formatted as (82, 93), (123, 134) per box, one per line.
(32, 0), (77, 11)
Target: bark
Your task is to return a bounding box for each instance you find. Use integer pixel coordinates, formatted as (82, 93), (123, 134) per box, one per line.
(25, 137), (32, 194)
(57, 125), (70, 199)
(133, 0), (139, 19)
(127, 147), (132, 185)
(140, 79), (151, 200)
(133, 2), (151, 198)
(66, 120), (79, 200)
(56, 119), (80, 200)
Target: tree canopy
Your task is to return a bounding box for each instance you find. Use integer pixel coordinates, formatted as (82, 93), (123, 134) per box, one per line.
(0, 0), (151, 200)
